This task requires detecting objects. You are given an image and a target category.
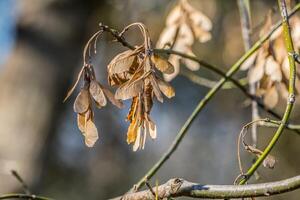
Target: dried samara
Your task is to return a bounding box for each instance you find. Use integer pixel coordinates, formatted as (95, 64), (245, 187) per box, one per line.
(156, 0), (213, 81)
(241, 12), (300, 108)
(64, 30), (123, 147)
(107, 23), (175, 151)
(65, 23), (175, 151)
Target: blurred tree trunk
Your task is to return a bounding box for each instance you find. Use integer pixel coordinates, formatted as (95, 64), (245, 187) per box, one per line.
(0, 0), (97, 192)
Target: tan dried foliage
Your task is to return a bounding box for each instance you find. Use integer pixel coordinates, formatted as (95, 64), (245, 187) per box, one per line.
(65, 23), (175, 150)
(107, 23), (175, 151)
(242, 13), (300, 108)
(156, 0), (212, 81)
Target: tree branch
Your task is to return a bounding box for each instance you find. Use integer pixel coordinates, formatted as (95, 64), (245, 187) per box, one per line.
(111, 175), (300, 200)
(239, 0), (297, 185)
(0, 194), (53, 200)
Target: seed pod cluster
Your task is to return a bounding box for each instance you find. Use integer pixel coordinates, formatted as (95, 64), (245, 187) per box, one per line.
(156, 0), (213, 81)
(65, 23), (175, 150)
(242, 12), (300, 108)
(107, 23), (175, 151)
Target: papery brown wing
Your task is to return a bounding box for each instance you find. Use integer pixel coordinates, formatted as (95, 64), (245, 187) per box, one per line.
(77, 113), (86, 133)
(133, 126), (142, 151)
(127, 120), (138, 144)
(263, 155), (276, 169)
(84, 119), (99, 147)
(101, 87), (124, 109)
(63, 66), (85, 102)
(248, 57), (265, 84)
(157, 78), (175, 98)
(89, 80), (107, 107)
(149, 75), (163, 103)
(151, 54), (175, 74)
(107, 50), (138, 74)
(115, 79), (143, 100)
(265, 56), (282, 82)
(73, 88), (90, 114)
(263, 85), (278, 108)
(127, 97), (139, 121)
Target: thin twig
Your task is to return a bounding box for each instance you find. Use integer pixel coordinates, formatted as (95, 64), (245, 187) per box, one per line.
(111, 175), (300, 200)
(237, 0), (259, 154)
(11, 170), (31, 195)
(239, 0), (297, 185)
(0, 194), (53, 200)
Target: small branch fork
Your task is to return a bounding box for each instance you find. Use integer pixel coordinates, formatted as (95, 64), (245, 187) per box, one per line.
(111, 176), (300, 200)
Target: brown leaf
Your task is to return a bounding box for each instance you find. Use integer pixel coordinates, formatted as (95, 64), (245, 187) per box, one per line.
(102, 87), (124, 108)
(127, 120), (138, 144)
(265, 56), (282, 82)
(263, 155), (276, 169)
(115, 79), (143, 100)
(133, 126), (142, 151)
(157, 78), (175, 98)
(166, 5), (181, 26)
(77, 113), (86, 133)
(240, 51), (257, 71)
(73, 88), (90, 114)
(149, 75), (163, 103)
(248, 58), (265, 84)
(107, 50), (138, 74)
(89, 80), (107, 107)
(151, 54), (175, 74)
(84, 119), (99, 147)
(147, 120), (157, 139)
(264, 85), (279, 108)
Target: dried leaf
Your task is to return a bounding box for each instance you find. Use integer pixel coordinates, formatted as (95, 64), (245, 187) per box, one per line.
(115, 79), (143, 100)
(84, 119), (99, 147)
(263, 85), (278, 108)
(127, 120), (138, 144)
(148, 120), (157, 139)
(190, 11), (212, 31)
(133, 126), (142, 151)
(107, 50), (138, 74)
(265, 56), (282, 82)
(163, 55), (180, 81)
(73, 88), (90, 114)
(77, 113), (86, 133)
(156, 25), (178, 48)
(89, 80), (107, 107)
(166, 5), (181, 26)
(157, 78), (175, 98)
(102, 87), (123, 108)
(151, 54), (175, 74)
(263, 155), (276, 169)
(240, 51), (257, 71)
(149, 75), (164, 103)
(277, 82), (289, 99)
(248, 58), (265, 84)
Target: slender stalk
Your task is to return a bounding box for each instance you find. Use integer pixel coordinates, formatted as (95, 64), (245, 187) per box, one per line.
(0, 194), (53, 200)
(239, 0), (297, 184)
(237, 0), (259, 149)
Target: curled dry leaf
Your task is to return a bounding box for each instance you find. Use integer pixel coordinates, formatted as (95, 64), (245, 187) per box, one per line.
(107, 49), (139, 74)
(89, 80), (107, 107)
(74, 88), (90, 114)
(263, 85), (278, 109)
(263, 155), (276, 169)
(84, 119), (99, 147)
(157, 78), (175, 98)
(151, 54), (175, 74)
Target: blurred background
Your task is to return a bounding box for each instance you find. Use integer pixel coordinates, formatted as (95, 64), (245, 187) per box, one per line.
(0, 0), (299, 199)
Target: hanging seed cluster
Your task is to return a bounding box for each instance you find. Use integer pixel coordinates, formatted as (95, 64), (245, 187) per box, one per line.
(241, 12), (300, 108)
(156, 0), (213, 81)
(65, 23), (175, 151)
